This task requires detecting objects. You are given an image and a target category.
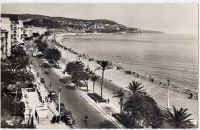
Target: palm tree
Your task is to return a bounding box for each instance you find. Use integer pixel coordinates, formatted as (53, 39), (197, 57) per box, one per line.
(164, 106), (194, 128)
(128, 80), (146, 95)
(91, 75), (98, 93)
(98, 60), (109, 98)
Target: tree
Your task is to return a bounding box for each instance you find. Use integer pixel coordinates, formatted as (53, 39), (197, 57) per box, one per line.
(11, 45), (26, 57)
(64, 61), (84, 74)
(163, 106), (195, 128)
(91, 75), (98, 93)
(123, 94), (163, 128)
(71, 71), (90, 90)
(43, 48), (61, 62)
(128, 80), (146, 95)
(35, 39), (48, 52)
(97, 60), (109, 98)
(4, 56), (29, 73)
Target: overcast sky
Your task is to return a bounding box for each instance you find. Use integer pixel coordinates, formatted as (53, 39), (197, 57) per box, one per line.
(1, 3), (198, 35)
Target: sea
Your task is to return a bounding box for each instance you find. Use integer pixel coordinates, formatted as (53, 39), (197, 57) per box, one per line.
(61, 33), (198, 91)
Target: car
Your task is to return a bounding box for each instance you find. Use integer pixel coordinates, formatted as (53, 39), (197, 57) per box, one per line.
(37, 53), (45, 58)
(40, 78), (45, 83)
(61, 112), (73, 125)
(48, 60), (60, 69)
(44, 70), (49, 75)
(40, 63), (51, 68)
(48, 91), (57, 100)
(64, 83), (76, 89)
(57, 103), (67, 114)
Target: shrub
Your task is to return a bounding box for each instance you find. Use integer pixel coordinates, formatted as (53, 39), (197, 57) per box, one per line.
(35, 39), (48, 52)
(123, 94), (163, 128)
(32, 32), (40, 37)
(43, 48), (61, 62)
(125, 70), (132, 75)
(64, 61), (84, 74)
(11, 45), (26, 57)
(98, 120), (116, 128)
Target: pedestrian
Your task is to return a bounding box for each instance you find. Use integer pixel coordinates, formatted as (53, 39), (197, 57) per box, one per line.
(35, 111), (38, 119)
(107, 98), (110, 104)
(38, 116), (40, 124)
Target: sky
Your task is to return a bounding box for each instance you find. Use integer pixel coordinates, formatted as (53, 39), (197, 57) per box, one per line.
(1, 3), (198, 35)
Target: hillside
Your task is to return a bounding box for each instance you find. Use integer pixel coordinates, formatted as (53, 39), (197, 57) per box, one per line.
(1, 13), (141, 33)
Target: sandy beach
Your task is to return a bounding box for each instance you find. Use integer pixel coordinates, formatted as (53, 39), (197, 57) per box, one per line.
(53, 33), (198, 125)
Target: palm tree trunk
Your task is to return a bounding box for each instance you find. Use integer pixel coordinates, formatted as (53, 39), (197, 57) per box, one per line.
(93, 81), (95, 93)
(120, 97), (123, 114)
(100, 69), (105, 98)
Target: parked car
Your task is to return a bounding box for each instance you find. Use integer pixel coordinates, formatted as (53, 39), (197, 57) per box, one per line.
(44, 70), (49, 75)
(48, 60), (60, 69)
(40, 63), (51, 68)
(40, 78), (45, 83)
(64, 83), (76, 90)
(48, 91), (57, 100)
(37, 53), (45, 58)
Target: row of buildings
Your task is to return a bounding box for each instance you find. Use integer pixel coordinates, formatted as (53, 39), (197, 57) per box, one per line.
(1, 17), (25, 59)
(1, 17), (47, 60)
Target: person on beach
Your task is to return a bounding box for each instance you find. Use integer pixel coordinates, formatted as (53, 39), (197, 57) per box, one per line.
(188, 93), (193, 99)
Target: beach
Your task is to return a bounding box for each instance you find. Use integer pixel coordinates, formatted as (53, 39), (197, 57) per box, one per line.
(54, 33), (198, 125)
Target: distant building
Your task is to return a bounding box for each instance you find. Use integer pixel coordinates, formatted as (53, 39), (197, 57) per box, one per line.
(11, 19), (25, 44)
(1, 29), (9, 59)
(1, 17), (27, 59)
(1, 17), (12, 59)
(24, 27), (47, 37)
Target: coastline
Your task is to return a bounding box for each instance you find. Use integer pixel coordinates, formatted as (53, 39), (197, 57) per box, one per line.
(54, 33), (198, 125)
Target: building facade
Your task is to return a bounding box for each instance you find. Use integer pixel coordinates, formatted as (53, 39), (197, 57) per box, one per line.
(1, 17), (12, 59)
(11, 19), (25, 44)
(1, 17), (26, 59)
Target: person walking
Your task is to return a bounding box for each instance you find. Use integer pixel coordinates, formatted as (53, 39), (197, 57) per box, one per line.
(107, 98), (110, 104)
(83, 115), (89, 126)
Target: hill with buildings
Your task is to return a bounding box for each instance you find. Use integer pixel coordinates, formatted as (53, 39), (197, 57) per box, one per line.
(2, 13), (141, 33)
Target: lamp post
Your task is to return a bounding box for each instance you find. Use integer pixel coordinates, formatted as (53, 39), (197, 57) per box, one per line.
(167, 79), (170, 109)
(58, 86), (62, 121)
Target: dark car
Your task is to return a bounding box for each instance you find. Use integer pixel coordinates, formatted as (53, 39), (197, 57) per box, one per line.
(48, 91), (57, 100)
(48, 60), (60, 69)
(40, 63), (51, 68)
(40, 78), (45, 83)
(37, 53), (45, 58)
(64, 83), (76, 90)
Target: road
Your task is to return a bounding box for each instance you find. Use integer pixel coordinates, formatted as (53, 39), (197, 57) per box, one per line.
(30, 56), (117, 128)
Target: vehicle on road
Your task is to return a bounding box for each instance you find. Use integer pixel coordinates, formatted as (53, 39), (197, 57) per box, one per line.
(40, 78), (45, 83)
(48, 91), (57, 100)
(40, 62), (51, 68)
(56, 103), (75, 126)
(64, 83), (76, 90)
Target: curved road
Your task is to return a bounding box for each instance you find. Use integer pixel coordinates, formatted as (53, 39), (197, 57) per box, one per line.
(31, 57), (117, 128)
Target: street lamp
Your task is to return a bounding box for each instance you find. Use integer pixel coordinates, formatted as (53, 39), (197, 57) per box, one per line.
(167, 79), (170, 109)
(58, 86), (62, 121)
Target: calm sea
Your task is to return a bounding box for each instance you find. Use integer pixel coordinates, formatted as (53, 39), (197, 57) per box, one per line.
(62, 33), (198, 91)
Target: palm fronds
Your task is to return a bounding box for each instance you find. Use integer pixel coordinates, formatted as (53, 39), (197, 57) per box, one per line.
(163, 106), (194, 128)
(128, 80), (146, 95)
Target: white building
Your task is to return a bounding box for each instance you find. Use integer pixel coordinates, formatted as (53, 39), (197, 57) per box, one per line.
(11, 19), (25, 44)
(1, 17), (12, 58)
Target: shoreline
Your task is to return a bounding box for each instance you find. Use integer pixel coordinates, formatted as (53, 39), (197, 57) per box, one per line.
(56, 33), (198, 99)
(54, 33), (198, 125)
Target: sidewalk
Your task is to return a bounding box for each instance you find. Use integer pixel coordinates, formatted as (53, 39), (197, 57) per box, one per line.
(27, 61), (70, 128)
